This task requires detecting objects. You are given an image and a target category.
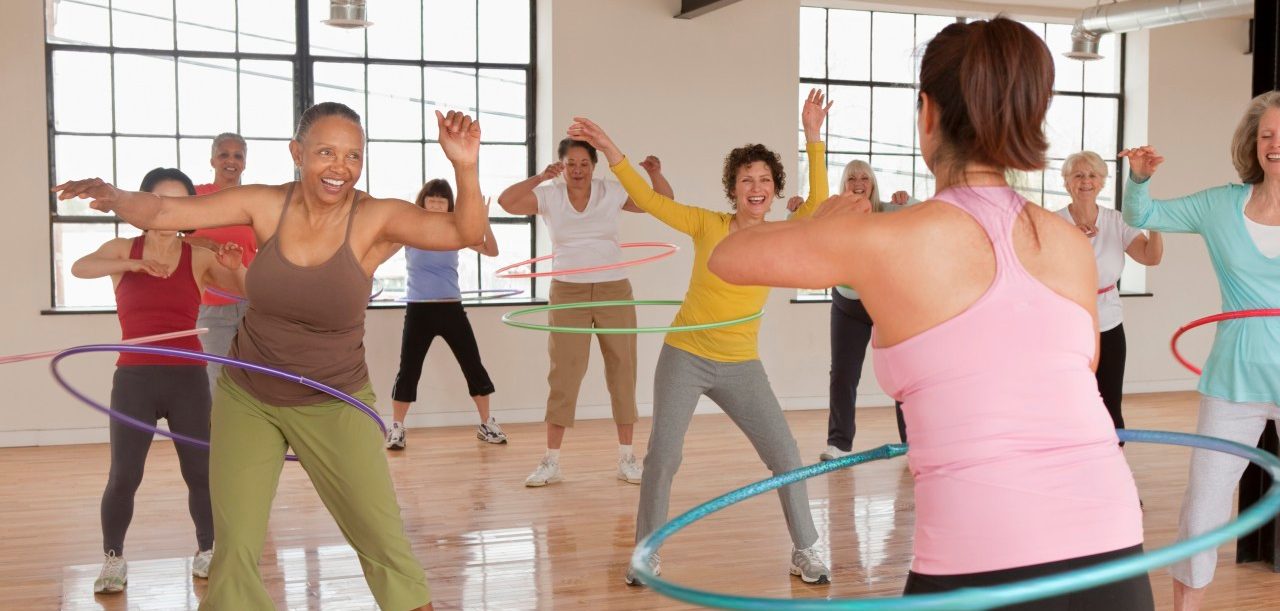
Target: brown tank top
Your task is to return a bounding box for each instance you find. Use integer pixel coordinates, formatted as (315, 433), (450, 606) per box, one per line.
(226, 183), (372, 406)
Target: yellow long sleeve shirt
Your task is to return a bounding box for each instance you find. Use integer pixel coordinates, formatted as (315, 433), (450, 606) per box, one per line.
(609, 142), (827, 362)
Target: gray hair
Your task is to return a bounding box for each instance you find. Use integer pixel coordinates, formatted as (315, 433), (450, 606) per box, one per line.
(839, 159), (884, 212)
(210, 132), (247, 156)
(1232, 91), (1280, 185)
(1061, 150), (1108, 180)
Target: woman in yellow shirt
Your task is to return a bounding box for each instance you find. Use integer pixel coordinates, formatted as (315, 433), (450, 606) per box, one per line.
(567, 90), (834, 587)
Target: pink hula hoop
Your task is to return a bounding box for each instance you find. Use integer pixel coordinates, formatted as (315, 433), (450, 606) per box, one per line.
(494, 242), (678, 279)
(0, 328), (209, 366)
(1170, 309), (1280, 375)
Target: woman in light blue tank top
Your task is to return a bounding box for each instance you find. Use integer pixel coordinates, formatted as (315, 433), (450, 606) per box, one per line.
(385, 179), (503, 450)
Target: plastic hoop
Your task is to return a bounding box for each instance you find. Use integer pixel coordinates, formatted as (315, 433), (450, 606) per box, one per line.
(50, 344), (386, 463)
(631, 429), (1280, 611)
(494, 242), (678, 279)
(0, 328), (209, 366)
(1170, 309), (1280, 375)
(501, 300), (763, 334)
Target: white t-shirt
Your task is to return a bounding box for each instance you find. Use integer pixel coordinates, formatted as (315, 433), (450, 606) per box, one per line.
(1244, 211), (1280, 258)
(534, 178), (629, 283)
(1054, 205), (1141, 332)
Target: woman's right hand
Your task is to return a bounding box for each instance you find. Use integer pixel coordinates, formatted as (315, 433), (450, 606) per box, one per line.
(801, 88), (833, 143)
(130, 259), (170, 278)
(52, 178), (124, 214)
(566, 117), (623, 165)
(889, 191), (911, 206)
(786, 195), (805, 212)
(1119, 146), (1165, 182)
(540, 162), (565, 181)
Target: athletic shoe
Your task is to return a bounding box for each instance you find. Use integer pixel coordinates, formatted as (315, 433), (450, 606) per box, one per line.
(819, 445), (853, 461)
(624, 553), (661, 586)
(790, 546), (831, 584)
(191, 548), (213, 579)
(93, 551), (127, 594)
(524, 458), (562, 487)
(477, 418), (508, 444)
(385, 422), (406, 450)
(617, 454), (643, 484)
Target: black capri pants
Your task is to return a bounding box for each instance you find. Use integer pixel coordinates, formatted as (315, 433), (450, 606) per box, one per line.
(392, 301), (495, 402)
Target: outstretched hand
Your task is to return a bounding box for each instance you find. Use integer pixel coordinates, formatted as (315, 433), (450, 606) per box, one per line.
(1118, 146), (1164, 181)
(639, 155), (662, 175)
(52, 177), (124, 214)
(813, 192), (872, 219)
(436, 110), (481, 166)
(215, 242), (244, 270)
(801, 88), (833, 142)
(889, 191), (911, 206)
(786, 195), (805, 213)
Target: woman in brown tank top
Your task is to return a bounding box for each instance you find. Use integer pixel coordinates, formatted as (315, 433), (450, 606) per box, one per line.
(55, 103), (486, 611)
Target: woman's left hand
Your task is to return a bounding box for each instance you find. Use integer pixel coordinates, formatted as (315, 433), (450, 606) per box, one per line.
(436, 110), (481, 166)
(215, 242), (244, 269)
(814, 192), (872, 218)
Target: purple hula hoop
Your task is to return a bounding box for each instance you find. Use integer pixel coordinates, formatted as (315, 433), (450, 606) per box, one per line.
(50, 344), (386, 462)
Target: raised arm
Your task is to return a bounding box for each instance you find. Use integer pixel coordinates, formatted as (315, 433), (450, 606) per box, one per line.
(1119, 146), (1211, 233)
(381, 111), (489, 251)
(1126, 230), (1163, 266)
(498, 163), (562, 215)
(788, 89), (833, 220)
(567, 117), (711, 236)
(469, 224), (499, 257)
(71, 238), (168, 281)
(623, 156), (675, 213)
(53, 180), (276, 233)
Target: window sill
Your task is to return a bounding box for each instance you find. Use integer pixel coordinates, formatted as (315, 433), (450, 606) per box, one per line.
(42, 299), (549, 315)
(789, 291), (1154, 305)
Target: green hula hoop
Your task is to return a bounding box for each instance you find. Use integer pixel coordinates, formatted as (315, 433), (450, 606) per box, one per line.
(500, 299), (763, 334)
(632, 429), (1280, 610)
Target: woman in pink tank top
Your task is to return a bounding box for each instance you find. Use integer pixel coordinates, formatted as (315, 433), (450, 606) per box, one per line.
(710, 17), (1151, 610)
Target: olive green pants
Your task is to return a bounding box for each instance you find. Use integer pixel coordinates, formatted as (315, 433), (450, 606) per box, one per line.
(199, 375), (429, 611)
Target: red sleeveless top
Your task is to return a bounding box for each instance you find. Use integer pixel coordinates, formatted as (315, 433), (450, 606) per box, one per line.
(115, 236), (204, 366)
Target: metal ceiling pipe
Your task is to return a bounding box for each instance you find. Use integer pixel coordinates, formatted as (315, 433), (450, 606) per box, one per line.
(1068, 0), (1253, 60)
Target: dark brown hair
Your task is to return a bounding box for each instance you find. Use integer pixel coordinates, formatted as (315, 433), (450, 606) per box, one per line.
(918, 17), (1053, 183)
(721, 144), (785, 207)
(558, 137), (597, 164)
(414, 178), (455, 211)
(295, 101), (363, 141)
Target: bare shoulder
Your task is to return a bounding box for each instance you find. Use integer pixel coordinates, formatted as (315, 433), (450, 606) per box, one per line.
(99, 237), (136, 256)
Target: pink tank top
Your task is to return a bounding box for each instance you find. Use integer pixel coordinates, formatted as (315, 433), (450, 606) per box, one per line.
(872, 186), (1143, 575)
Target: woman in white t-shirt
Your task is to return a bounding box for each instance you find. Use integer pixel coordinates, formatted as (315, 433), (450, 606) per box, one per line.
(498, 138), (673, 487)
(1055, 151), (1163, 438)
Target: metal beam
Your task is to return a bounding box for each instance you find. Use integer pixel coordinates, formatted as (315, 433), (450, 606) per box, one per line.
(675, 0), (746, 20)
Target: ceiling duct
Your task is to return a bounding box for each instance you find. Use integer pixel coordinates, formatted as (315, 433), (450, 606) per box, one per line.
(1068, 0), (1252, 60)
(324, 0), (372, 29)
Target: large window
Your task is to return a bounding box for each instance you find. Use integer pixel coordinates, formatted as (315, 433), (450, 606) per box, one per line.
(45, 0), (536, 308)
(797, 6), (1129, 298)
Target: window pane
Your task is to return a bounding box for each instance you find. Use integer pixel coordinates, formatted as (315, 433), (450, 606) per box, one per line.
(53, 223), (120, 307)
(871, 87), (915, 154)
(424, 142), (452, 187)
(479, 0), (530, 63)
(482, 223), (534, 295)
(48, 0), (110, 46)
(871, 12), (915, 84)
(459, 248), (479, 293)
(367, 141), (424, 202)
(111, 0), (175, 51)
(479, 69), (527, 142)
(1084, 34), (1121, 93)
(1083, 97), (1119, 158)
(240, 61), (294, 138)
(1099, 161), (1118, 210)
(176, 0), (236, 52)
(309, 0), (365, 57)
(914, 15), (954, 81)
(54, 135), (114, 216)
(1047, 23), (1084, 93)
(425, 0), (477, 62)
(1045, 95), (1084, 160)
(179, 137), (214, 184)
(828, 85), (870, 153)
(178, 58), (237, 136)
(828, 9), (870, 82)
(238, 0), (296, 54)
(869, 154), (914, 201)
(53, 51), (112, 133)
(116, 137), (177, 192)
(114, 54), (176, 135)
(314, 62), (367, 119)
(1044, 158), (1072, 211)
(368, 2), (421, 60)
(368, 65), (423, 140)
(479, 144), (527, 218)
(241, 139), (295, 186)
(913, 155), (935, 198)
(373, 248), (408, 300)
(425, 67), (478, 131)
(799, 7), (827, 79)
(1010, 168), (1045, 204)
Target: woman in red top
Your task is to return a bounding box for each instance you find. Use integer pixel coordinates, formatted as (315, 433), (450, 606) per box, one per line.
(71, 167), (246, 596)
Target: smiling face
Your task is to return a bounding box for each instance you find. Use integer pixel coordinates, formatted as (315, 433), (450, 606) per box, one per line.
(289, 115), (364, 205)
(1064, 162), (1106, 205)
(1257, 107), (1280, 181)
(210, 139), (246, 186)
(732, 161), (776, 220)
(561, 145), (595, 188)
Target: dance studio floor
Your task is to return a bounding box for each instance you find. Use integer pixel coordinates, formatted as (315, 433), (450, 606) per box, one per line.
(2, 392), (1277, 610)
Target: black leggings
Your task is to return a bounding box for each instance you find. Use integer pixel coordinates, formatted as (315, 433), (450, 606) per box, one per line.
(103, 365), (213, 555)
(392, 301), (495, 403)
(829, 291), (906, 450)
(904, 544), (1154, 610)
(1096, 324), (1127, 436)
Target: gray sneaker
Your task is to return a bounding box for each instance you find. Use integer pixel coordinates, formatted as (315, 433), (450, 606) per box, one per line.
(790, 546), (831, 584)
(624, 553), (660, 586)
(477, 417), (508, 444)
(93, 551), (127, 594)
(385, 422), (406, 450)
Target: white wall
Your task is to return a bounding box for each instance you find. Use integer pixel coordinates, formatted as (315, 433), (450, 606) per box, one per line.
(0, 0), (1254, 446)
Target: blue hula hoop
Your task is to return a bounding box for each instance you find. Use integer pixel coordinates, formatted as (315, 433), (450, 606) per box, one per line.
(631, 429), (1280, 610)
(50, 344), (387, 463)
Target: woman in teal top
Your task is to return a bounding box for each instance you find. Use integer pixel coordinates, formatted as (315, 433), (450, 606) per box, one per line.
(1120, 90), (1280, 611)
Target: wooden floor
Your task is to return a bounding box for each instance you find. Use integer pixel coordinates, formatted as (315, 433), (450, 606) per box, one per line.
(2, 391), (1277, 610)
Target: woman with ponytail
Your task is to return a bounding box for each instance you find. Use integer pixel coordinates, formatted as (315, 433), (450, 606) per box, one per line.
(710, 17), (1152, 608)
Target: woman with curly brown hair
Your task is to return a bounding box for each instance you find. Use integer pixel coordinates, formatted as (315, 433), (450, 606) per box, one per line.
(567, 92), (834, 588)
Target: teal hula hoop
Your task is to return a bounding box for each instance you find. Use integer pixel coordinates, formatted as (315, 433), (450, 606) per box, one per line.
(631, 429), (1280, 610)
(500, 300), (763, 334)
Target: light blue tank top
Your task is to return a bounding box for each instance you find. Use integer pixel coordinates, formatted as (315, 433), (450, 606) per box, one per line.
(405, 247), (460, 300)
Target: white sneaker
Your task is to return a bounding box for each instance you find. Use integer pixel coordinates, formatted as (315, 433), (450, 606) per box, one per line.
(819, 445), (853, 461)
(477, 418), (508, 444)
(524, 457), (562, 487)
(624, 553), (661, 586)
(617, 454), (643, 484)
(93, 551), (127, 594)
(192, 548), (213, 579)
(385, 422), (406, 450)
(790, 545), (831, 584)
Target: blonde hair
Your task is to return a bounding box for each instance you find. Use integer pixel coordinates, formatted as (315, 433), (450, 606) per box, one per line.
(1232, 91), (1280, 185)
(840, 160), (884, 212)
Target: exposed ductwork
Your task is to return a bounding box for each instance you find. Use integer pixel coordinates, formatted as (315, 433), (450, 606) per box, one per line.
(323, 0), (372, 29)
(1068, 0), (1253, 60)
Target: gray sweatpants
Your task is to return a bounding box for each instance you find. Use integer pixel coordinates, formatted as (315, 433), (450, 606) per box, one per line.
(1171, 395), (1280, 588)
(196, 301), (249, 392)
(635, 345), (819, 550)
